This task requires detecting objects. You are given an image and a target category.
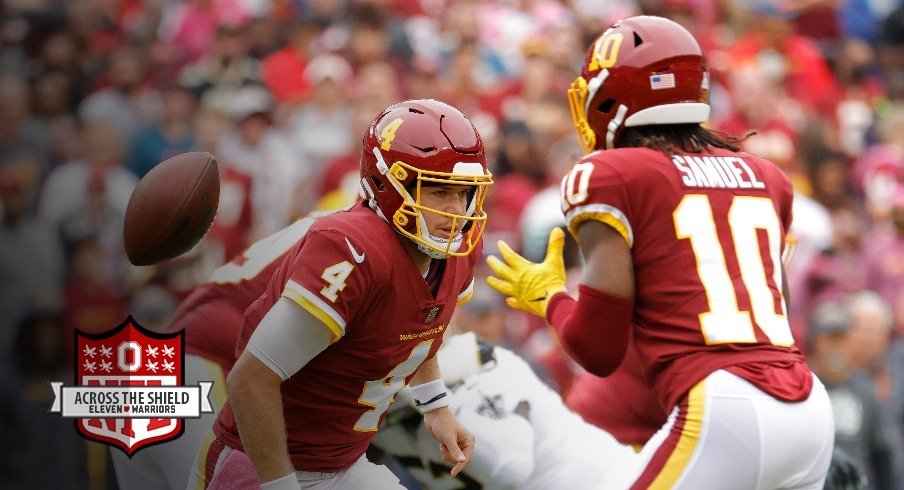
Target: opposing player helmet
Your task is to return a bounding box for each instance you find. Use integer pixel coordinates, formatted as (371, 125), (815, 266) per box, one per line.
(359, 99), (493, 258)
(568, 15), (710, 153)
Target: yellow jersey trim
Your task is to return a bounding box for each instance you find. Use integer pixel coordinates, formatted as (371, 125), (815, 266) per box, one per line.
(565, 203), (633, 248)
(282, 285), (344, 342)
(456, 279), (475, 305)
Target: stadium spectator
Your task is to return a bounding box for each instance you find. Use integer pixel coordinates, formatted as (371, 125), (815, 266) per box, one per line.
(180, 21), (260, 109)
(810, 301), (900, 489)
(864, 186), (904, 334)
(0, 73), (48, 168)
(78, 47), (162, 143)
(126, 84), (198, 178)
(37, 121), (136, 231)
(847, 291), (896, 402)
(0, 157), (64, 368)
(1, 310), (89, 489)
(287, 54), (355, 173)
(217, 84), (306, 239)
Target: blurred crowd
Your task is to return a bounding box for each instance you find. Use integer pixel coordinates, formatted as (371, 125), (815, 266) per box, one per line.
(1, 0), (903, 488)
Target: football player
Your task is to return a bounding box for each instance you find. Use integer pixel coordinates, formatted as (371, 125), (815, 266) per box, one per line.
(111, 216), (318, 490)
(487, 16), (834, 489)
(373, 332), (640, 489)
(188, 99), (492, 489)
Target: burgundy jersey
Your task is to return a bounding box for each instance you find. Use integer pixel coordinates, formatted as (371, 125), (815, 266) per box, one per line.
(566, 342), (666, 446)
(214, 203), (480, 472)
(168, 218), (317, 371)
(560, 147), (811, 410)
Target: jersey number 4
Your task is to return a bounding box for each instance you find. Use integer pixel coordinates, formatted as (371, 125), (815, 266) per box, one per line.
(354, 340), (433, 432)
(674, 195), (793, 346)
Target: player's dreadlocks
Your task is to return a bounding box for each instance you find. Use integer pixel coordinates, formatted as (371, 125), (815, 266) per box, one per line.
(619, 123), (754, 154)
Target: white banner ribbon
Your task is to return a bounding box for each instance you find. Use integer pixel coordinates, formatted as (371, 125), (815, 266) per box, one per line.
(48, 382), (215, 418)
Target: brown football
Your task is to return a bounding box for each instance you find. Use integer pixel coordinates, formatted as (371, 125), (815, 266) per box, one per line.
(123, 151), (220, 266)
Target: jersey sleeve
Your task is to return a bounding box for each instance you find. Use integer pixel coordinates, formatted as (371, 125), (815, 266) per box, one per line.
(560, 158), (634, 248)
(779, 172), (794, 235)
(773, 167), (795, 256)
(280, 230), (374, 340)
(456, 279), (475, 305)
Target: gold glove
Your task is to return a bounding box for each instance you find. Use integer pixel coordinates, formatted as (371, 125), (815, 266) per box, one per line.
(486, 228), (567, 317)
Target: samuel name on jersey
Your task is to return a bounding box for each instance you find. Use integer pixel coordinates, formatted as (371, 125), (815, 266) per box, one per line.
(671, 154), (766, 190)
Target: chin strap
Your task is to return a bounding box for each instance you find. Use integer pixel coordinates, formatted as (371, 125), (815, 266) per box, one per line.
(358, 177), (381, 211)
(417, 240), (452, 259)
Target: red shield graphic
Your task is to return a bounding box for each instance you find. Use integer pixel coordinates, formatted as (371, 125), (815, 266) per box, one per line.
(75, 317), (184, 456)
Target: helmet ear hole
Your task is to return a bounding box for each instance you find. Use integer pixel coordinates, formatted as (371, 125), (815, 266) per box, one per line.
(370, 175), (386, 192)
(633, 31), (644, 47)
(598, 99), (616, 113)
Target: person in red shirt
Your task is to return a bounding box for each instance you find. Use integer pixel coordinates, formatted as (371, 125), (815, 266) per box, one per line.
(488, 16), (834, 489)
(189, 99), (492, 490)
(727, 6), (841, 117)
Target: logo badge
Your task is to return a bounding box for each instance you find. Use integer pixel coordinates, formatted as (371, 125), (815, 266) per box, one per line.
(424, 306), (440, 324)
(50, 317), (213, 456)
(345, 237), (366, 264)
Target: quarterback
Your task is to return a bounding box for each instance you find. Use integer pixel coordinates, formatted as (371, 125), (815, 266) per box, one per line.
(189, 99), (492, 489)
(487, 16), (834, 489)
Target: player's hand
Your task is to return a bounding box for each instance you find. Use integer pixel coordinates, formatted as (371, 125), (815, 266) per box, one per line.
(423, 407), (475, 476)
(486, 228), (567, 317)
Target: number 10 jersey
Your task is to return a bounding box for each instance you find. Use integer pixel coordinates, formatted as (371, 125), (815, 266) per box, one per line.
(559, 147), (812, 410)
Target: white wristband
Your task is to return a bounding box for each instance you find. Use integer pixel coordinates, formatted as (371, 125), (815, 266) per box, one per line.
(261, 473), (301, 490)
(409, 379), (450, 413)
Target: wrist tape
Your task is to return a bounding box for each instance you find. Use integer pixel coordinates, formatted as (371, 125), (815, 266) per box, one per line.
(409, 378), (450, 413)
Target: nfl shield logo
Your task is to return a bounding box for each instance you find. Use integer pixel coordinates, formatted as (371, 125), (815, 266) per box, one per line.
(75, 317), (184, 456)
(424, 306), (440, 324)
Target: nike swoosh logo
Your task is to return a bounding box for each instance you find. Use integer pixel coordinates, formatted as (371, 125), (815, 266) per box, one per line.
(345, 237), (366, 264)
(529, 293), (548, 302)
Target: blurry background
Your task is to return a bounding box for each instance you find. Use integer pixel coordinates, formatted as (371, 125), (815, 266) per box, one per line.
(0, 0), (903, 488)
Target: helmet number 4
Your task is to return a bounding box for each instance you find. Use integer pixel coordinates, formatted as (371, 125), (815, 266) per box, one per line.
(380, 118), (405, 151)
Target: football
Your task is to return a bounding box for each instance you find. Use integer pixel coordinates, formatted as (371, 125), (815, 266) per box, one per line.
(123, 151), (220, 266)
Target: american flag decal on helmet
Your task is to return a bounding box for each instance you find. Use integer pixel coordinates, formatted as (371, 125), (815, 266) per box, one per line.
(650, 73), (676, 90)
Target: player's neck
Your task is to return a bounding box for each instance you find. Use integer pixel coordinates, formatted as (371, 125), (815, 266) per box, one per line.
(399, 235), (432, 274)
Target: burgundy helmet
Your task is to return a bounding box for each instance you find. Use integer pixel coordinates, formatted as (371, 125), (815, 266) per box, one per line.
(568, 15), (710, 153)
(359, 99), (493, 258)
